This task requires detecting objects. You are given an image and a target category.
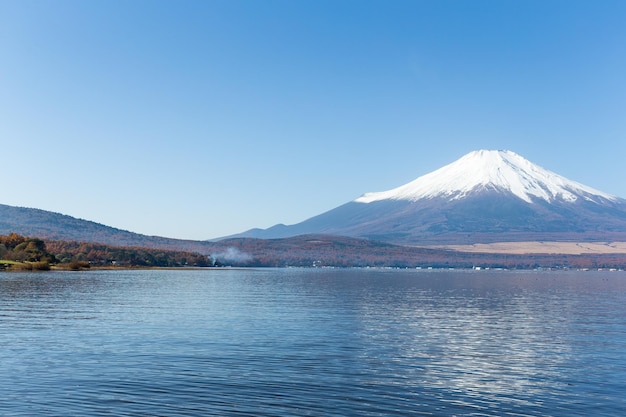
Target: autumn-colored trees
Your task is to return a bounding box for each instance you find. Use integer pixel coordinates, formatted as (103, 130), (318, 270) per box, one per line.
(1, 233), (213, 269)
(45, 239), (212, 267)
(0, 233), (54, 263)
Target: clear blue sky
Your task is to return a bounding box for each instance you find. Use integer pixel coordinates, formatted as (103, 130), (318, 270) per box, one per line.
(2, 0), (625, 240)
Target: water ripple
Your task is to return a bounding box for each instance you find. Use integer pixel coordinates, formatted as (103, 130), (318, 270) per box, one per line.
(1, 269), (625, 416)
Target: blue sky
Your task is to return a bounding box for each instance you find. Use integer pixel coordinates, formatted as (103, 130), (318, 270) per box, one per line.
(2, 0), (625, 240)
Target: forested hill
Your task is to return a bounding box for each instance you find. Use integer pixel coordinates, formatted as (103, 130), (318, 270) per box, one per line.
(1, 233), (212, 269)
(0, 203), (213, 253)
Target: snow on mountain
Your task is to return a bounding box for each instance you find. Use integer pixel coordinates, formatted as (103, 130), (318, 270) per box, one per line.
(355, 149), (616, 204)
(224, 149), (626, 245)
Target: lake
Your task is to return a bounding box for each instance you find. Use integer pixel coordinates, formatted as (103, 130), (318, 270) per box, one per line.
(1, 268), (625, 416)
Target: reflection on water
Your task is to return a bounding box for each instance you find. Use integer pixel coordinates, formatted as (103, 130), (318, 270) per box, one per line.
(1, 268), (625, 416)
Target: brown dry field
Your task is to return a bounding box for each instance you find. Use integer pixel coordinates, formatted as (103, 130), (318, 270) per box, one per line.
(428, 241), (626, 255)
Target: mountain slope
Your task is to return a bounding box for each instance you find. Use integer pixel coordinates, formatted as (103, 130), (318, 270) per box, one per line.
(229, 150), (626, 244)
(0, 203), (215, 253)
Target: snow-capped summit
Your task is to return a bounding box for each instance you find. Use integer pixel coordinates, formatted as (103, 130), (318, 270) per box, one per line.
(229, 149), (626, 245)
(355, 150), (616, 204)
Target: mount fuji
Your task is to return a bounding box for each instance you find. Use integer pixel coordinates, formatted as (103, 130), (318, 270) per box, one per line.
(228, 150), (626, 245)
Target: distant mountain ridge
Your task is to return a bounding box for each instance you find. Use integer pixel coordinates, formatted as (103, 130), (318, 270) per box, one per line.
(4, 150), (626, 257)
(228, 150), (626, 244)
(0, 203), (213, 253)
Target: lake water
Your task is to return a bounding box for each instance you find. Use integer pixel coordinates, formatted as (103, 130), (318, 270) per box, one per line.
(1, 268), (625, 416)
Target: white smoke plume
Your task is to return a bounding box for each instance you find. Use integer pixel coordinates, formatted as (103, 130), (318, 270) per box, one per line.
(211, 247), (253, 265)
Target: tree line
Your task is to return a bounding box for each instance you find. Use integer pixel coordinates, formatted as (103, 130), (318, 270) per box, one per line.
(1, 233), (213, 270)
